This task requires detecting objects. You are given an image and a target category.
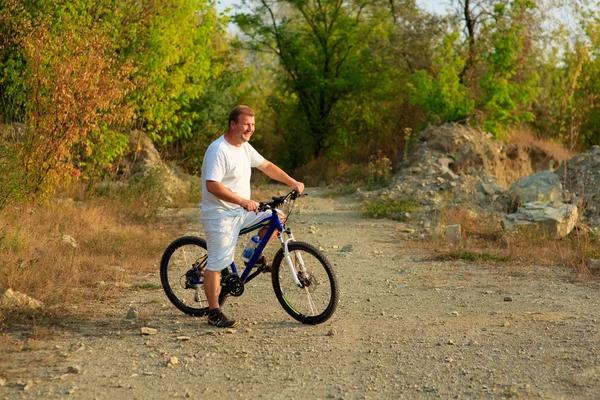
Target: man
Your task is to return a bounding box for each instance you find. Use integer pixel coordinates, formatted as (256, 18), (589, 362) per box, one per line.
(201, 105), (304, 328)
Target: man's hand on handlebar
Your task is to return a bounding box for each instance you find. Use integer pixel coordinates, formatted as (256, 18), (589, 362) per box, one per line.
(239, 198), (259, 212)
(288, 180), (305, 194)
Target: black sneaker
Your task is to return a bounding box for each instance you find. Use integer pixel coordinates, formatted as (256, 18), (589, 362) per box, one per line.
(207, 310), (238, 328)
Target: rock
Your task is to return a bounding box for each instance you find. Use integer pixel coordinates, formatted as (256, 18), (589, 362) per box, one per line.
(452, 311), (460, 317)
(503, 321), (510, 327)
(341, 244), (353, 252)
(510, 170), (563, 208)
(502, 202), (578, 238)
(176, 336), (191, 341)
(555, 146), (600, 225)
(168, 356), (179, 367)
(141, 327), (157, 336)
(0, 377), (5, 387)
(126, 306), (138, 319)
(504, 296), (513, 302)
(587, 259), (600, 270)
(23, 380), (34, 391)
(67, 365), (81, 374)
(59, 234), (78, 248)
(327, 328), (337, 336)
(2, 288), (44, 309)
(445, 224), (462, 244)
(332, 245), (339, 250)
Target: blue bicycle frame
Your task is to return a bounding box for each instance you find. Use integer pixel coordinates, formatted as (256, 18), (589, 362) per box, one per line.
(231, 209), (284, 283)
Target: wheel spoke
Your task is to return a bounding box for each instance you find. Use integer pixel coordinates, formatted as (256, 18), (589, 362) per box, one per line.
(304, 286), (316, 315)
(272, 242), (338, 324)
(160, 236), (227, 316)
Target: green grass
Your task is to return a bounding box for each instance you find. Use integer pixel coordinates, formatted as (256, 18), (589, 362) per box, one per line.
(435, 250), (511, 262)
(361, 197), (420, 220)
(131, 283), (161, 290)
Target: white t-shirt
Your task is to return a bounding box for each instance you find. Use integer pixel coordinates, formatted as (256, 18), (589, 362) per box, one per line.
(200, 135), (265, 219)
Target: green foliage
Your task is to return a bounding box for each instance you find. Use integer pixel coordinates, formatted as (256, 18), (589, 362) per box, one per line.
(361, 197), (420, 220)
(234, 0), (383, 158)
(478, 0), (539, 137)
(0, 0), (229, 207)
(0, 0), (134, 204)
(408, 32), (474, 124)
(0, 136), (26, 209)
(104, 1), (225, 145)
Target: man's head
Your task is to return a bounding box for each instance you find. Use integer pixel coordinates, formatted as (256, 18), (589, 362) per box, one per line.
(227, 105), (256, 145)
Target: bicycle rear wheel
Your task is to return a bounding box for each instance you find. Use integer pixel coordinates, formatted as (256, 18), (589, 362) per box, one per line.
(160, 236), (226, 316)
(272, 242), (339, 324)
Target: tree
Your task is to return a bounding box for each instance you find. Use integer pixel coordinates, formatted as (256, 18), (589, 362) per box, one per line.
(477, 0), (539, 137)
(408, 32), (474, 124)
(234, 0), (383, 157)
(0, 0), (133, 204)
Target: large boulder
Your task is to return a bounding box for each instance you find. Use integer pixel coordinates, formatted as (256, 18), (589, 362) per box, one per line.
(555, 145), (600, 227)
(509, 170), (563, 209)
(502, 202), (578, 238)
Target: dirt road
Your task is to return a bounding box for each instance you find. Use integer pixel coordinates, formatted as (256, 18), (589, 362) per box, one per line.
(2, 191), (600, 399)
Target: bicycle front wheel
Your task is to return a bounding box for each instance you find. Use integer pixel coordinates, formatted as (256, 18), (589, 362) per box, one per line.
(272, 242), (339, 324)
(160, 236), (226, 317)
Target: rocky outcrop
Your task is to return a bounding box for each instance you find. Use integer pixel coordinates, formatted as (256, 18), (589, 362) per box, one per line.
(382, 124), (514, 228)
(509, 170), (563, 209)
(373, 123), (597, 235)
(555, 146), (600, 227)
(502, 202), (578, 238)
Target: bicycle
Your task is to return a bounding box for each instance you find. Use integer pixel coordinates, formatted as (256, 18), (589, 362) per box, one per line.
(159, 190), (339, 325)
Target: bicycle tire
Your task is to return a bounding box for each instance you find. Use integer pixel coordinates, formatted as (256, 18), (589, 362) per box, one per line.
(160, 236), (227, 317)
(271, 241), (339, 324)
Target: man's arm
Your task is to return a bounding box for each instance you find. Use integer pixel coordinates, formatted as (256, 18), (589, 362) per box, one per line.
(257, 160), (305, 193)
(206, 181), (258, 211)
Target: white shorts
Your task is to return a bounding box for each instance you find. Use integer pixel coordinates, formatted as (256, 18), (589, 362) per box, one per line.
(202, 209), (272, 271)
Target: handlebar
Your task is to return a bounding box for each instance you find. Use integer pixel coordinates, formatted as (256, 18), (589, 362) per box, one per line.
(257, 190), (306, 212)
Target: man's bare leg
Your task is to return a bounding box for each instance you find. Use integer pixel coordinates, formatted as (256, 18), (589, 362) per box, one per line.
(204, 269), (238, 327)
(203, 270), (221, 309)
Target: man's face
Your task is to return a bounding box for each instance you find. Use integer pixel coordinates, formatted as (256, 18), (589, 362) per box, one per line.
(230, 114), (255, 144)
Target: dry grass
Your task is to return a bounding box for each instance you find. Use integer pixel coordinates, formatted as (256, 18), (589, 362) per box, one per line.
(426, 203), (599, 278)
(0, 188), (177, 334)
(507, 127), (575, 164)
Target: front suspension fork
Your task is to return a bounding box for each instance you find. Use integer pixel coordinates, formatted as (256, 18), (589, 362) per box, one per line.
(278, 230), (306, 287)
